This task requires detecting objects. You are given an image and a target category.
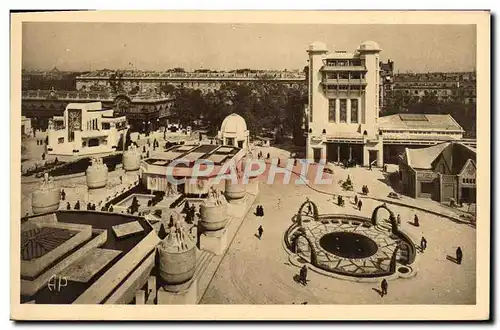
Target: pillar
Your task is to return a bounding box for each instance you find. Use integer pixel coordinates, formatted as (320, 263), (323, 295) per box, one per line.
(346, 99), (351, 124)
(335, 99), (340, 123)
(349, 145), (352, 160)
(337, 144), (340, 163)
(362, 144), (369, 167)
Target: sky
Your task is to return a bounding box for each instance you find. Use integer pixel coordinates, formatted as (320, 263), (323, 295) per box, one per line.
(22, 23), (476, 73)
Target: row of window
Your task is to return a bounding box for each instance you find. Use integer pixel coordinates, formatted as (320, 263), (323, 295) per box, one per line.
(328, 99), (359, 123)
(383, 130), (461, 135)
(326, 85), (366, 91)
(325, 72), (365, 80)
(325, 59), (362, 67)
(462, 178), (476, 184)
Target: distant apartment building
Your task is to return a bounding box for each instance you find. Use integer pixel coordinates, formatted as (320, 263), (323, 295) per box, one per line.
(379, 59), (394, 109)
(75, 69), (306, 94)
(22, 67), (83, 91)
(389, 71), (476, 104)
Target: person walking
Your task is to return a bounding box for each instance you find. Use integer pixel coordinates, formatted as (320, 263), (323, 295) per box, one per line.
(414, 214), (420, 227)
(397, 214), (401, 225)
(456, 246), (463, 264)
(354, 195), (358, 205)
(420, 236), (427, 252)
(300, 265), (308, 286)
(358, 199), (363, 211)
(257, 225), (264, 240)
(381, 279), (388, 297)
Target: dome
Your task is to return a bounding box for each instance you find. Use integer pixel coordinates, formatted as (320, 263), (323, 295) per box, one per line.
(358, 40), (381, 52)
(220, 113), (248, 134)
(308, 41), (328, 52)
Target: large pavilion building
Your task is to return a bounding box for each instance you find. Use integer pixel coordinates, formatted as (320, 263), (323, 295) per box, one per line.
(47, 102), (128, 156)
(305, 41), (475, 167)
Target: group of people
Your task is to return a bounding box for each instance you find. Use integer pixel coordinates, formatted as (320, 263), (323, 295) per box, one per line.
(256, 205), (265, 217)
(361, 185), (370, 195)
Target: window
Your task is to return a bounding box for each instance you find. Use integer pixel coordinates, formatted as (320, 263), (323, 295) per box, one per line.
(339, 99), (347, 123)
(351, 72), (361, 79)
(328, 99), (336, 122)
(238, 140), (244, 148)
(327, 73), (336, 80)
(350, 99), (359, 123)
(58, 137), (64, 144)
(420, 182), (434, 194)
(225, 137), (234, 146)
(339, 72), (349, 80)
(102, 122), (110, 130)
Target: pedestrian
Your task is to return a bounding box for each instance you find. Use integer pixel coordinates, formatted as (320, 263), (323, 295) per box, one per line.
(109, 205), (114, 212)
(354, 195), (358, 205)
(456, 247), (463, 264)
(258, 225), (264, 239)
(256, 205), (261, 216)
(74, 201), (80, 210)
(66, 202), (71, 210)
(92, 203), (96, 211)
(420, 236), (427, 252)
(306, 203), (312, 215)
(61, 189), (66, 201)
(414, 214), (420, 227)
(277, 198), (282, 209)
(397, 214), (401, 225)
(381, 279), (388, 296)
(87, 202), (92, 210)
(42, 152), (46, 161)
(260, 205), (265, 217)
(267, 153), (270, 159)
(358, 199), (363, 211)
(300, 265), (308, 286)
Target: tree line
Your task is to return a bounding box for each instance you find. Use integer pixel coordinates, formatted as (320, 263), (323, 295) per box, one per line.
(162, 81), (308, 145)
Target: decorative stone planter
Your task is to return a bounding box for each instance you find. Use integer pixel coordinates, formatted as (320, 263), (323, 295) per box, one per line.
(200, 203), (229, 231)
(225, 179), (246, 200)
(86, 158), (108, 189)
(123, 146), (141, 172)
(32, 175), (60, 214)
(158, 222), (196, 287)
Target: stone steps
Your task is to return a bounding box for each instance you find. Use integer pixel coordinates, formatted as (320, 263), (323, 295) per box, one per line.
(193, 250), (214, 280)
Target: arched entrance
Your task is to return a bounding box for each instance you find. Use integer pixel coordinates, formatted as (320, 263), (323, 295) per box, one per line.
(291, 233), (317, 265)
(297, 199), (319, 224)
(371, 203), (395, 226)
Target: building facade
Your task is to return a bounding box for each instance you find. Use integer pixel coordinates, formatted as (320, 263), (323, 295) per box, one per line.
(389, 71), (476, 104)
(305, 41), (476, 167)
(75, 69), (306, 94)
(306, 40), (384, 167)
(398, 142), (476, 204)
(47, 102), (128, 156)
(21, 89), (173, 133)
(217, 113), (250, 151)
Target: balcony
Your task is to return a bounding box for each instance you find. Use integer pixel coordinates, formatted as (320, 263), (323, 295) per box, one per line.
(322, 79), (367, 86)
(320, 66), (367, 72)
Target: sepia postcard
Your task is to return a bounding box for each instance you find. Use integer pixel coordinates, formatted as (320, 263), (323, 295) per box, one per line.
(10, 10), (490, 321)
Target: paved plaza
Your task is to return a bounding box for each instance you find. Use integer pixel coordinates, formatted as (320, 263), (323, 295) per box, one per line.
(200, 159), (476, 305)
(20, 145), (477, 305)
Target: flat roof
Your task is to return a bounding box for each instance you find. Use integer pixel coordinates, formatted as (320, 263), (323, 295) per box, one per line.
(144, 144), (241, 167)
(379, 114), (464, 131)
(20, 211), (153, 304)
